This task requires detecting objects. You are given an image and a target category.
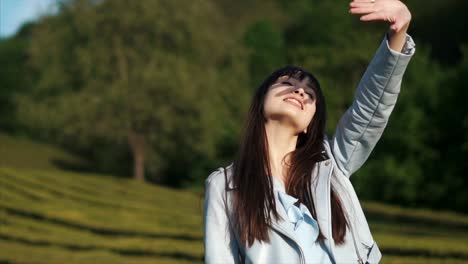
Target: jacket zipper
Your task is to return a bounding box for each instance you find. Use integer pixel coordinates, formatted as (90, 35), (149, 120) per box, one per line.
(349, 222), (364, 264)
(271, 223), (305, 264)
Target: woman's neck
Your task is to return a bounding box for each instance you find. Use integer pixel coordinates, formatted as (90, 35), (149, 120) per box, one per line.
(264, 120), (298, 184)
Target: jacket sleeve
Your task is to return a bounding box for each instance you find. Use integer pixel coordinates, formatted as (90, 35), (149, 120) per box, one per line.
(329, 32), (416, 178)
(203, 170), (241, 264)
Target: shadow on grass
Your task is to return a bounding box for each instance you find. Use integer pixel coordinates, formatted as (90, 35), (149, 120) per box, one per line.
(51, 158), (97, 174)
(2, 205), (202, 242)
(381, 247), (468, 260)
(365, 211), (468, 235)
(0, 233), (203, 262)
(365, 210), (468, 231)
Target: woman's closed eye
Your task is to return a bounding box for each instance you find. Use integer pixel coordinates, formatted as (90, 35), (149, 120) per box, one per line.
(305, 90), (316, 100)
(280, 81), (315, 100)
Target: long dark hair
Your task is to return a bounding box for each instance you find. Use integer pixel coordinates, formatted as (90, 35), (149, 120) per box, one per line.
(232, 65), (347, 247)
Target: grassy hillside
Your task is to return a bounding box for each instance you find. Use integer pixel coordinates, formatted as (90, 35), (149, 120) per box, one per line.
(1, 133), (467, 263)
(0, 133), (89, 172)
(1, 166), (468, 264)
(0, 167), (205, 264)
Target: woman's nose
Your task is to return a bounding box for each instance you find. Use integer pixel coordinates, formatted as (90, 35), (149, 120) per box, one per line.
(294, 88), (305, 97)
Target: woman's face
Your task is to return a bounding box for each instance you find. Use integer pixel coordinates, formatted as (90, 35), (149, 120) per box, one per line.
(263, 75), (317, 134)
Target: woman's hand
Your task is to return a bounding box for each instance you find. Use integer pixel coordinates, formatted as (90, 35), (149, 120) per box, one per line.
(349, 0), (412, 52)
(348, 0), (411, 33)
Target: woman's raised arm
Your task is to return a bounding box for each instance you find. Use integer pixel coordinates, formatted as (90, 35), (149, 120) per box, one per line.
(328, 0), (416, 178)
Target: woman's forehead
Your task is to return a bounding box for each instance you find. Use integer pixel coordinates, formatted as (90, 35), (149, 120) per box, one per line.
(277, 75), (313, 88)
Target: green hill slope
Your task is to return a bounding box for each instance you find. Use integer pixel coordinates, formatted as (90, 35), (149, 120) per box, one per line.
(1, 166), (468, 263)
(1, 133), (467, 263)
(0, 133), (89, 172)
(0, 167), (204, 264)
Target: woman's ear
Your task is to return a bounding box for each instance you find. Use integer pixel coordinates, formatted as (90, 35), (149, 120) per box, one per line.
(303, 128), (307, 134)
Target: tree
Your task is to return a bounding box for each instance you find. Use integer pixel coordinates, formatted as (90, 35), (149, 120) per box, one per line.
(16, 0), (246, 182)
(0, 22), (35, 132)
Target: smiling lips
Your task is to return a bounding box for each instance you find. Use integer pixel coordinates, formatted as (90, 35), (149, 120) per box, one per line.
(283, 97), (304, 110)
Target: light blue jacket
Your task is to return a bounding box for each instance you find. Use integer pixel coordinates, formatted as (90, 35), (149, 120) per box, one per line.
(204, 33), (416, 264)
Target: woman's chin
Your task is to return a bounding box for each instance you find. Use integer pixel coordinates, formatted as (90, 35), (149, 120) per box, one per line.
(266, 112), (307, 130)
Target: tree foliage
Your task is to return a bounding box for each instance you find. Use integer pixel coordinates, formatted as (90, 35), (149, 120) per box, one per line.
(1, 0), (466, 211)
(16, 0), (248, 184)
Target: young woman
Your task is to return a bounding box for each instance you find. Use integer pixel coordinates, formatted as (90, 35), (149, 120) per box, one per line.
(204, 0), (416, 263)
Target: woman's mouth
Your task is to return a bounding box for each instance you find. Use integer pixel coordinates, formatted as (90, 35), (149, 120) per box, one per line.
(283, 97), (303, 110)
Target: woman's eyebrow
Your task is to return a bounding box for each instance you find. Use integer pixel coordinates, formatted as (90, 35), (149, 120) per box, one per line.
(306, 86), (315, 92)
(290, 79), (315, 91)
(304, 86), (316, 96)
(277, 77), (314, 91)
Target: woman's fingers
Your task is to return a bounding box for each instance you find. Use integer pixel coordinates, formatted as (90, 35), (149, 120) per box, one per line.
(349, 6), (376, 14)
(349, 1), (377, 14)
(349, 1), (374, 7)
(348, 0), (411, 32)
(359, 13), (381, 21)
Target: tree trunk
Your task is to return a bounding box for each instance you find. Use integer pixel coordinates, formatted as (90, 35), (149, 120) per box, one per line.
(128, 130), (146, 182)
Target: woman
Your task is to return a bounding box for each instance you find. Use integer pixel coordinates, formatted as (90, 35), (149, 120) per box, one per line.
(204, 0), (416, 263)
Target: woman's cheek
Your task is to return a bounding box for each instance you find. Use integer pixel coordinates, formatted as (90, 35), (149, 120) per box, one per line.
(304, 107), (316, 125)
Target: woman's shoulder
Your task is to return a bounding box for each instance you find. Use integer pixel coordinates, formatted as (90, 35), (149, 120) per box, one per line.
(321, 135), (335, 159)
(205, 162), (234, 191)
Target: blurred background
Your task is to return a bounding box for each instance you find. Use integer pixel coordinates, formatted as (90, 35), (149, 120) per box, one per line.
(0, 0), (467, 263)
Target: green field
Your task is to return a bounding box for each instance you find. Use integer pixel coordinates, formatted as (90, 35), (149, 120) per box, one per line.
(1, 134), (467, 263)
